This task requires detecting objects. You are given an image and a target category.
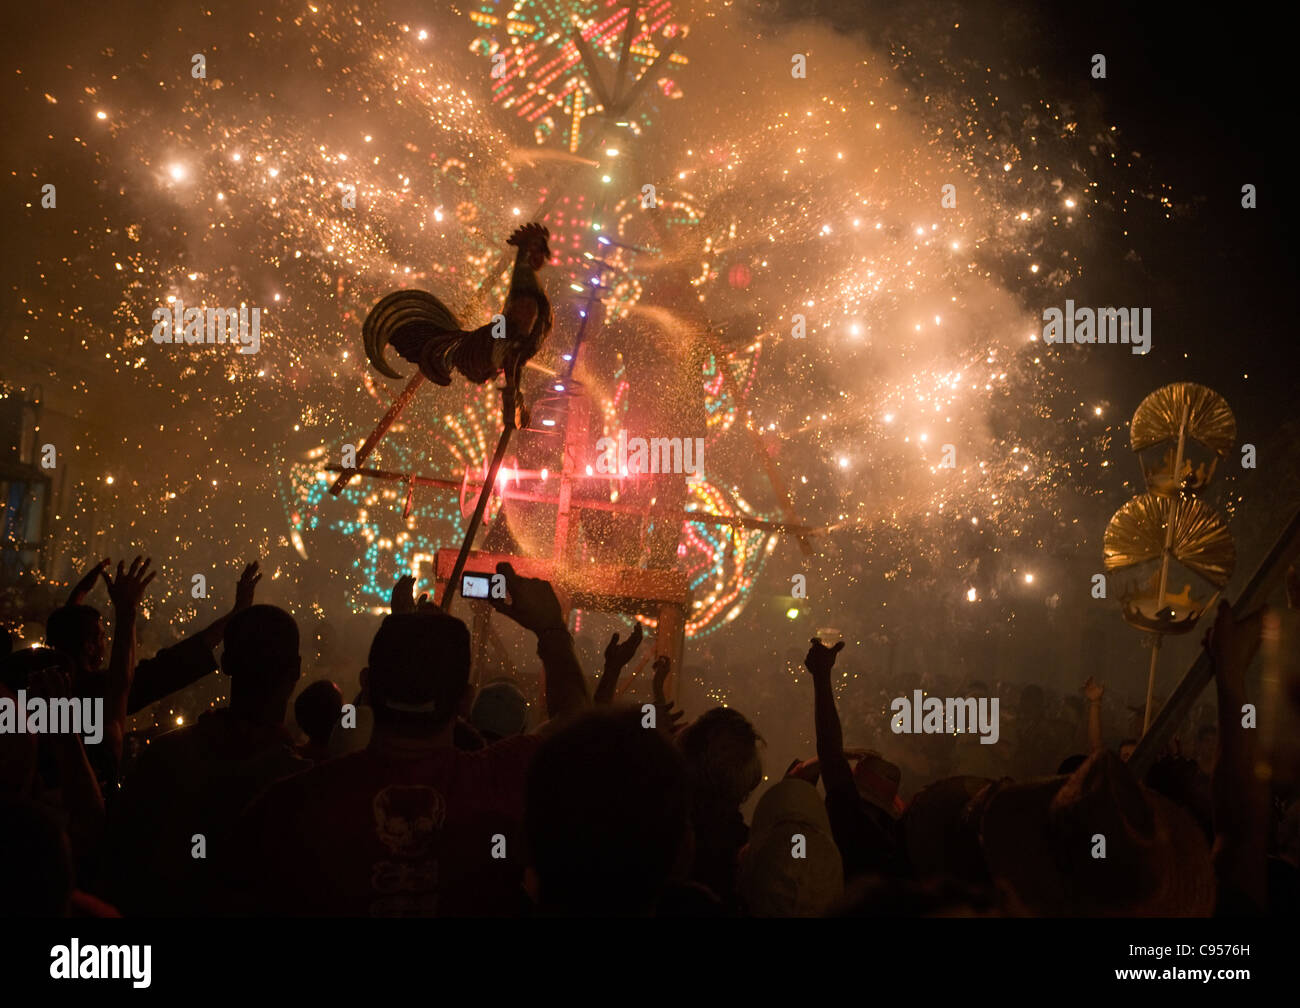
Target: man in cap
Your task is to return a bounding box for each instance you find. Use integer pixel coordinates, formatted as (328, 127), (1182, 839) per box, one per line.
(226, 563), (587, 916)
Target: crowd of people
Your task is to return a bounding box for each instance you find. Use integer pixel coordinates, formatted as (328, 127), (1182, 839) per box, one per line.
(2, 553), (1298, 917)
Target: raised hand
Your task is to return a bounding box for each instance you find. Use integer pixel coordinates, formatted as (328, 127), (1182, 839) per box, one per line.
(68, 558), (111, 606)
(659, 703), (685, 732)
(1082, 676), (1105, 703)
(648, 656), (683, 732)
(605, 622), (644, 672)
(390, 574), (427, 615)
(650, 655), (676, 712)
(234, 561), (262, 612)
(490, 561), (564, 634)
(652, 654), (671, 692)
(804, 637), (845, 677)
(102, 556), (155, 613)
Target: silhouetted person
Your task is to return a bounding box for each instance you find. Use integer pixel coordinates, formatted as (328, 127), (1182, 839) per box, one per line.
(99, 605), (306, 915)
(227, 565), (587, 916)
(294, 679), (344, 763)
(46, 559), (261, 787)
(677, 707), (763, 909)
(738, 779), (844, 917)
(0, 797), (77, 916)
(802, 639), (907, 880)
(471, 678), (530, 743)
(526, 707), (689, 916)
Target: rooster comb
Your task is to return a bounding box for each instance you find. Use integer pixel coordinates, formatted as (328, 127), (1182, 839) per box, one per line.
(507, 222), (552, 257)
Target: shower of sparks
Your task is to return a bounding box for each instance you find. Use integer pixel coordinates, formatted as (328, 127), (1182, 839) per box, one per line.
(8, 0), (1153, 649)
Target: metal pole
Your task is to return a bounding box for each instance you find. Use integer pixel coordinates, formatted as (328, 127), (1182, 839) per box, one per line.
(440, 407), (515, 611)
(1142, 399), (1192, 733)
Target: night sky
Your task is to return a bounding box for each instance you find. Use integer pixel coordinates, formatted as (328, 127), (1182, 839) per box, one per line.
(3, 1), (1297, 761)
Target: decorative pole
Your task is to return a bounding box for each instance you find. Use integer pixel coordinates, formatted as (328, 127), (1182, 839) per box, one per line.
(1141, 397), (1191, 731)
(1103, 383), (1236, 736)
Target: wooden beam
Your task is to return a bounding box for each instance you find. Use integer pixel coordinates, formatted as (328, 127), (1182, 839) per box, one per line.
(325, 464), (814, 536)
(328, 374), (424, 495)
(324, 464), (461, 492)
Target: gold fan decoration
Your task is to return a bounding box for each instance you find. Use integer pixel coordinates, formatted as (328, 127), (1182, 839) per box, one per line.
(1104, 494), (1234, 634)
(1105, 383), (1236, 731)
(1130, 382), (1236, 495)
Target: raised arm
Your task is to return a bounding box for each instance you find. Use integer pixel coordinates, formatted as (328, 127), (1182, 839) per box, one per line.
(650, 655), (685, 734)
(651, 653), (671, 708)
(100, 556), (155, 761)
(490, 562), (588, 721)
(390, 573), (428, 615)
(67, 558), (110, 606)
(195, 561), (261, 651)
(595, 621), (643, 704)
(804, 638), (852, 794)
(127, 561), (260, 713)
